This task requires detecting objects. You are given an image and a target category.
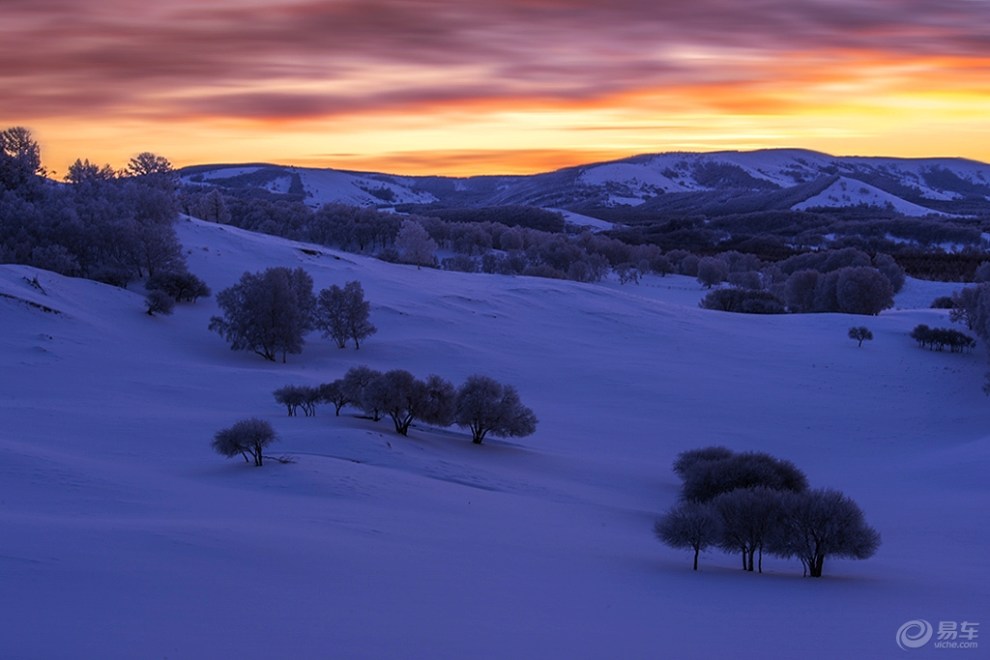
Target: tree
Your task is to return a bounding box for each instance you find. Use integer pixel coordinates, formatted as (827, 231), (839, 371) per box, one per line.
(395, 219), (437, 268)
(364, 370), (420, 435)
(454, 375), (537, 445)
(679, 451), (808, 503)
(654, 502), (722, 571)
(712, 487), (785, 572)
(209, 267), (315, 362)
(783, 269), (819, 313)
(125, 152), (175, 188)
(673, 446), (735, 480)
(696, 256), (729, 289)
(65, 158), (117, 186)
(313, 280), (376, 349)
(342, 366), (384, 420)
(144, 290), (175, 316)
(212, 418), (278, 467)
(0, 126), (43, 191)
(274, 385), (309, 416)
(146, 271), (211, 303)
(318, 380), (350, 416)
(767, 489), (880, 577)
(848, 326), (873, 347)
(835, 267), (894, 315)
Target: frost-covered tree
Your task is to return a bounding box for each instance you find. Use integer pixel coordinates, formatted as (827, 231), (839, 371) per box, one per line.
(767, 489), (880, 577)
(342, 366), (384, 420)
(696, 256), (729, 289)
(274, 385), (309, 416)
(313, 281), (376, 349)
(654, 502), (722, 571)
(395, 219), (437, 268)
(454, 375), (537, 445)
(835, 267), (893, 315)
(146, 271), (211, 303)
(209, 267), (315, 362)
(712, 487), (786, 572)
(672, 446), (735, 480)
(212, 418), (278, 467)
(784, 269), (820, 313)
(318, 380), (350, 416)
(848, 326), (873, 347)
(0, 126), (43, 191)
(679, 451), (808, 503)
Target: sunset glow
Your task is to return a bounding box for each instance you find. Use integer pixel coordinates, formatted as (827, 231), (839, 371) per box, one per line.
(3, 0), (989, 176)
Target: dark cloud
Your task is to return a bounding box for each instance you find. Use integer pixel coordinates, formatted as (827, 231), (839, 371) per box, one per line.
(2, 0), (988, 121)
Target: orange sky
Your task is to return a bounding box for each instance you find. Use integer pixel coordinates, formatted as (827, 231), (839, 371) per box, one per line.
(3, 0), (989, 177)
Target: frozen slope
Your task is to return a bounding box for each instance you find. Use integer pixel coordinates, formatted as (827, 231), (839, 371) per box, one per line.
(1, 217), (988, 659)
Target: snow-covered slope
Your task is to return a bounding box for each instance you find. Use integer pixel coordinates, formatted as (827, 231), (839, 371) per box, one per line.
(793, 176), (945, 216)
(1, 218), (987, 658)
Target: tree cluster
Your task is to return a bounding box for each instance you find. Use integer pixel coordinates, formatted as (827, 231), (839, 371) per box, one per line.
(1, 128), (188, 289)
(276, 369), (537, 443)
(209, 269), (375, 362)
(656, 447), (880, 577)
(909, 325), (976, 353)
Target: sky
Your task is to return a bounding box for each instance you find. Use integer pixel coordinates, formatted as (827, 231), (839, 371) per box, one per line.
(3, 0), (990, 177)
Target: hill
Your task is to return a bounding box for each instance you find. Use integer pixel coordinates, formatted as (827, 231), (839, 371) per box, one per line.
(1, 217), (987, 658)
(181, 149), (990, 218)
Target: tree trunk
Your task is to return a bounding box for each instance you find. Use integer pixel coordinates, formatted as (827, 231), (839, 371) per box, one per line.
(747, 547), (755, 572)
(758, 545), (763, 573)
(693, 547), (699, 571)
(809, 555), (824, 577)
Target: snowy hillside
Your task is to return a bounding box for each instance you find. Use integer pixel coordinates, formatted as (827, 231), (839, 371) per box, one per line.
(1, 217), (988, 658)
(181, 149), (990, 217)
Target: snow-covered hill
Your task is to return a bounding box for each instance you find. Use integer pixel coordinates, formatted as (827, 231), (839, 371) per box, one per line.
(1, 217), (987, 658)
(181, 149), (990, 217)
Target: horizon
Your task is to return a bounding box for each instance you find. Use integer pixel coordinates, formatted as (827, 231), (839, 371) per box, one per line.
(3, 1), (989, 178)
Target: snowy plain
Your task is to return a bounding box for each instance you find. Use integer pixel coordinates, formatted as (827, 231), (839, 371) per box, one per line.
(1, 217), (988, 659)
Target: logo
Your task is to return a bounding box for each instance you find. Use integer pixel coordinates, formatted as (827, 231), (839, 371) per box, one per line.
(897, 620), (934, 650)
(897, 619), (980, 651)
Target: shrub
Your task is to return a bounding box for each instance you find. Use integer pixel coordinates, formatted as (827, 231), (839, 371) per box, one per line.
(144, 290), (175, 316)
(700, 288), (785, 314)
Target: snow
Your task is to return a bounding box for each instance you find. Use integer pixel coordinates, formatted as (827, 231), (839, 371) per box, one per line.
(550, 208), (616, 231)
(2, 217), (988, 658)
(793, 176), (944, 216)
(291, 168), (437, 208)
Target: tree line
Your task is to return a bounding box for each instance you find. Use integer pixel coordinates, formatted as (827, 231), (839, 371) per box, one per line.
(273, 368), (537, 443)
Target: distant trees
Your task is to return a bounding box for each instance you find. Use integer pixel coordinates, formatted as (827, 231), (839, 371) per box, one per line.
(909, 324), (975, 352)
(313, 281), (376, 349)
(848, 326), (873, 347)
(212, 418), (278, 467)
(657, 447), (878, 577)
(209, 267), (315, 362)
(696, 256), (729, 289)
(395, 219), (438, 268)
(455, 375), (538, 444)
